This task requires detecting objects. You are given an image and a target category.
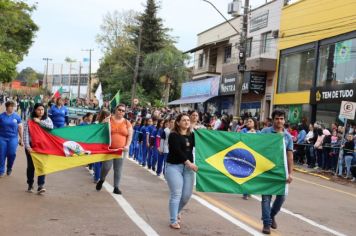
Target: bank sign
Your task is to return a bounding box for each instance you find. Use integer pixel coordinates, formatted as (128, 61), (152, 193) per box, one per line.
(310, 84), (356, 104)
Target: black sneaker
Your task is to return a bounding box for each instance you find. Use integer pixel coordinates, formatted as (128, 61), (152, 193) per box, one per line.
(113, 187), (122, 195)
(27, 185), (34, 193)
(6, 170), (12, 176)
(96, 180), (104, 191)
(37, 186), (46, 194)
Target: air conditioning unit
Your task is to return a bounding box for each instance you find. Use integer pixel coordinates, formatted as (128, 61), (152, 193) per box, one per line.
(272, 30), (279, 38)
(228, 0), (242, 16)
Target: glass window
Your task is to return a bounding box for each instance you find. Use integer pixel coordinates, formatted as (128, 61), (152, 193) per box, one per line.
(277, 49), (315, 93)
(198, 53), (204, 68)
(224, 45), (232, 63)
(317, 38), (356, 86)
(246, 38), (252, 57)
(261, 32), (272, 54)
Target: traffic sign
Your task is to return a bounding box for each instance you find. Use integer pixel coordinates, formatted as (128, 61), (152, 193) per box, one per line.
(339, 101), (356, 120)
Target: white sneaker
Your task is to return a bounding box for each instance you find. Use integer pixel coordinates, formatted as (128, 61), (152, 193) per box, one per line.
(351, 178), (355, 182)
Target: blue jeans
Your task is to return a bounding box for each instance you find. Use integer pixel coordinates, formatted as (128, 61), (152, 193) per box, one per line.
(129, 140), (135, 157)
(163, 153), (168, 176)
(261, 195), (285, 226)
(165, 163), (194, 224)
(338, 155), (354, 177)
(156, 152), (165, 176)
(151, 147), (158, 171)
(93, 162), (102, 182)
(25, 149), (45, 186)
(0, 136), (18, 175)
(147, 147), (154, 169)
(141, 143), (148, 166)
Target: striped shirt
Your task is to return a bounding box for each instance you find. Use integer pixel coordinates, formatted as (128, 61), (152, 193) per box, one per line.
(23, 117), (54, 149)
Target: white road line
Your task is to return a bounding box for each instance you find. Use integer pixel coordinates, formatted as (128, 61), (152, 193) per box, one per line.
(192, 195), (264, 236)
(127, 158), (263, 235)
(87, 168), (159, 236)
(250, 195), (347, 236)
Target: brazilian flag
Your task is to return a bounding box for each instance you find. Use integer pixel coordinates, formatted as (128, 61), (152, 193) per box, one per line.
(195, 130), (288, 195)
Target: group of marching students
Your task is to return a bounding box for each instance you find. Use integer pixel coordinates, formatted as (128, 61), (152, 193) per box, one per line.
(1, 95), (355, 234)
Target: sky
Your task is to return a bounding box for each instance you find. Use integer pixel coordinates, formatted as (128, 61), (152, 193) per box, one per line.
(18, 0), (268, 74)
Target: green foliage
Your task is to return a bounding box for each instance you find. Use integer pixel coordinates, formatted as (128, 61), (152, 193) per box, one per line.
(0, 0), (38, 82)
(96, 0), (189, 105)
(142, 45), (190, 101)
(16, 67), (39, 86)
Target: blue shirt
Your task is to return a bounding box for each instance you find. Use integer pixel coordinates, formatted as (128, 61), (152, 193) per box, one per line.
(297, 129), (306, 144)
(48, 105), (68, 128)
(0, 112), (22, 138)
(141, 126), (147, 142)
(240, 128), (260, 134)
(261, 126), (294, 151)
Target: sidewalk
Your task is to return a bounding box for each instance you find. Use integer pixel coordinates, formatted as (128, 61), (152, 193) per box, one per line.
(294, 163), (356, 187)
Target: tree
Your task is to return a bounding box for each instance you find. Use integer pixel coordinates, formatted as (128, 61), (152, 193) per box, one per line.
(133, 0), (170, 54)
(96, 10), (138, 53)
(142, 45), (190, 103)
(0, 0), (38, 82)
(16, 67), (38, 86)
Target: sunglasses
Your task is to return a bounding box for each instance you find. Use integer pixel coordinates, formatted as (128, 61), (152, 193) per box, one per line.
(117, 108), (126, 112)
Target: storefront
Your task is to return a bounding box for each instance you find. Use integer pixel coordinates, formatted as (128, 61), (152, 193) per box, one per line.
(219, 71), (267, 119)
(310, 84), (356, 125)
(274, 31), (356, 126)
(168, 77), (220, 112)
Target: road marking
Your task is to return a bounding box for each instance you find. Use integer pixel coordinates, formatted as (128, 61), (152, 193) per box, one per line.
(192, 194), (264, 236)
(294, 167), (331, 180)
(127, 158), (349, 236)
(294, 176), (356, 199)
(195, 192), (281, 236)
(87, 168), (159, 236)
(127, 158), (263, 235)
(250, 195), (347, 236)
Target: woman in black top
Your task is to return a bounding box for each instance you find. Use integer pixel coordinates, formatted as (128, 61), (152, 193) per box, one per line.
(166, 113), (198, 230)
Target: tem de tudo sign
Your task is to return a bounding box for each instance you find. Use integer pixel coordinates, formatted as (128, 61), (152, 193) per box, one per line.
(310, 84), (356, 104)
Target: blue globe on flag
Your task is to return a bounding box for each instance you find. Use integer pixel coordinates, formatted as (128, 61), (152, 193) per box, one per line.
(223, 148), (256, 178)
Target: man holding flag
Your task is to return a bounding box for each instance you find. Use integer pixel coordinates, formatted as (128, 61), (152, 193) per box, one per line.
(260, 110), (293, 234)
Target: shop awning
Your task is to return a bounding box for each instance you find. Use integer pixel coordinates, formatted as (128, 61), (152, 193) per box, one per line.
(168, 95), (216, 105)
(184, 36), (232, 54)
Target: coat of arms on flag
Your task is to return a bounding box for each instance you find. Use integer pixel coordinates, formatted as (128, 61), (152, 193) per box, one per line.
(28, 120), (122, 176)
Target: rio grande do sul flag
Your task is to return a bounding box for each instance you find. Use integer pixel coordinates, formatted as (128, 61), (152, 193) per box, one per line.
(28, 120), (122, 176)
(195, 129), (288, 195)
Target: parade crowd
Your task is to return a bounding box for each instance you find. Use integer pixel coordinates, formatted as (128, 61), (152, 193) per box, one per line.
(0, 93), (355, 234)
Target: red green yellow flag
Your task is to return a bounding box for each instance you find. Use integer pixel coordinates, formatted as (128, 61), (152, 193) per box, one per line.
(28, 120), (122, 176)
(195, 129), (288, 195)
(53, 87), (63, 99)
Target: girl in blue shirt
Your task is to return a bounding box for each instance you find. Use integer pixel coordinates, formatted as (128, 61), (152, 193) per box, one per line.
(48, 98), (68, 128)
(0, 100), (23, 177)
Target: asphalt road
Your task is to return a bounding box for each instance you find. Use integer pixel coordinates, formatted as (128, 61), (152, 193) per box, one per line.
(1, 145), (355, 236)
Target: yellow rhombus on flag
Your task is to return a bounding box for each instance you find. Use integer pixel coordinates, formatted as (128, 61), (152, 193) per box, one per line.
(206, 142), (275, 185)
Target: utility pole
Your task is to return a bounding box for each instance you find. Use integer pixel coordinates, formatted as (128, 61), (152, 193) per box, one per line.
(202, 0), (248, 119)
(233, 0), (249, 120)
(131, 27), (142, 108)
(82, 49), (94, 99)
(77, 62), (82, 99)
(42, 57), (52, 92)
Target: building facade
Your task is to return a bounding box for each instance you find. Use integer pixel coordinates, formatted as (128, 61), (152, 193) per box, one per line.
(171, 0), (283, 120)
(274, 0), (356, 125)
